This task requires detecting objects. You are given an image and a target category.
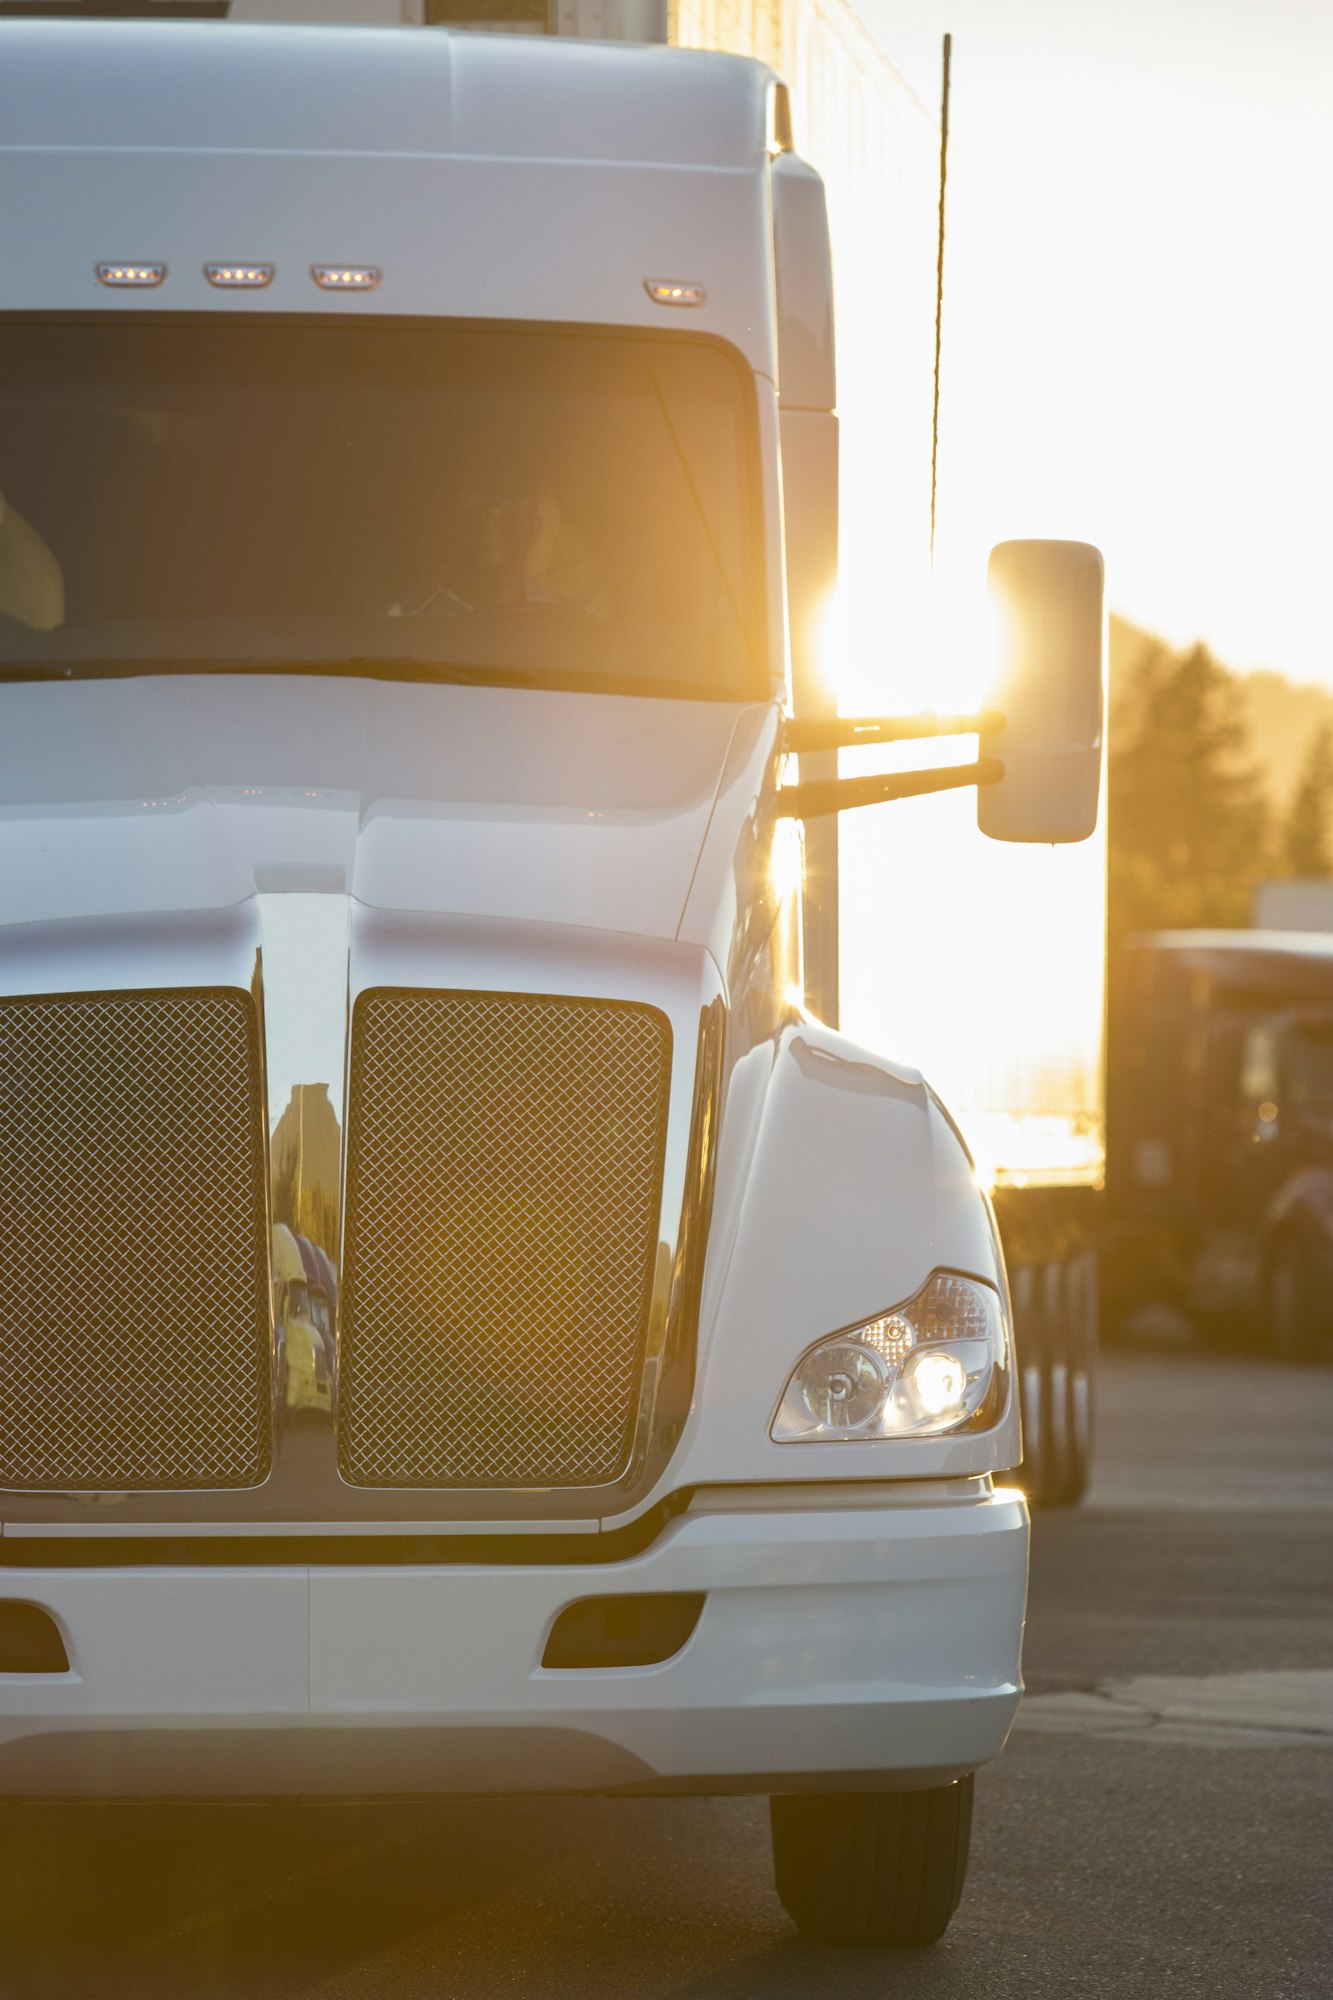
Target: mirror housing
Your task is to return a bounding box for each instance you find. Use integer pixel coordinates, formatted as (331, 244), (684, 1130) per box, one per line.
(978, 539), (1104, 843)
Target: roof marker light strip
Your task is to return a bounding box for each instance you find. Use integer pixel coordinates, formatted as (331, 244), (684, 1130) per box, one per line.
(312, 265), (381, 291)
(96, 263), (166, 289)
(205, 264), (274, 289)
(645, 279), (706, 307)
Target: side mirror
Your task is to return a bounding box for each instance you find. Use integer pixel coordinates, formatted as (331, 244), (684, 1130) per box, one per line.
(978, 539), (1104, 843)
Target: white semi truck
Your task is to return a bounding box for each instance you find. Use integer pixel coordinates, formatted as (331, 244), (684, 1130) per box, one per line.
(0, 17), (1103, 1945)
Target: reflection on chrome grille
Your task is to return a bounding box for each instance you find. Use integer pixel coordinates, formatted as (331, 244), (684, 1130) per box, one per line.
(339, 991), (672, 1488)
(0, 989), (271, 1490)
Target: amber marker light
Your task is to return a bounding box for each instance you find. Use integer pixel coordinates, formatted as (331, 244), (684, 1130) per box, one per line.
(311, 265), (381, 291)
(205, 263), (274, 288)
(95, 263), (166, 288)
(644, 278), (706, 306)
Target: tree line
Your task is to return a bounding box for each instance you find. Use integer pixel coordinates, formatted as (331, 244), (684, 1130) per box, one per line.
(1109, 636), (1333, 952)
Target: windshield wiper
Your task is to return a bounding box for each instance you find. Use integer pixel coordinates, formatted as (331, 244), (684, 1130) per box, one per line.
(0, 657), (541, 688)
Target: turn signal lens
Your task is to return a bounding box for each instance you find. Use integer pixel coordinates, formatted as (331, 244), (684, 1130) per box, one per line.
(771, 1272), (1007, 1442)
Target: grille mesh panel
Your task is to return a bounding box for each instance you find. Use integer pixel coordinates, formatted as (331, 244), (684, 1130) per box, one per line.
(0, 989), (271, 1491)
(339, 991), (671, 1488)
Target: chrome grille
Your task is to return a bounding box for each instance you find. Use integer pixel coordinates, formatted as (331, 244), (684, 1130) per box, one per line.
(0, 989), (272, 1490)
(339, 991), (672, 1488)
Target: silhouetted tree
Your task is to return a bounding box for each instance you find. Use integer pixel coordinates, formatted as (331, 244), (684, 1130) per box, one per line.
(1109, 639), (1271, 948)
(1280, 723), (1333, 877)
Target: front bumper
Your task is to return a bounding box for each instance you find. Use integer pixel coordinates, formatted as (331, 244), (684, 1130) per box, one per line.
(0, 1485), (1028, 1799)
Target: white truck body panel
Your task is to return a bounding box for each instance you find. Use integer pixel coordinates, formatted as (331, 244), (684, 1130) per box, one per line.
(0, 677), (748, 937)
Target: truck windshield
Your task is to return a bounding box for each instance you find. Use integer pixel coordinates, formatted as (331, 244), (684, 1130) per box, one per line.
(0, 317), (763, 699)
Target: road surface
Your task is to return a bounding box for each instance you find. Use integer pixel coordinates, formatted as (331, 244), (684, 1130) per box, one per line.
(4, 1345), (1330, 1998)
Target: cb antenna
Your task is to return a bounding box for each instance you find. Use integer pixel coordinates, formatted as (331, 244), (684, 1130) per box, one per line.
(930, 31), (952, 570)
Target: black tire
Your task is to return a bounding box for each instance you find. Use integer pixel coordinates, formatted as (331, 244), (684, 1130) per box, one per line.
(1039, 1259), (1072, 1504)
(1016, 1257), (1095, 1507)
(770, 1776), (973, 1946)
(1017, 1260), (1067, 1506)
(1267, 1236), (1323, 1362)
(1058, 1250), (1097, 1506)
(1013, 1263), (1049, 1502)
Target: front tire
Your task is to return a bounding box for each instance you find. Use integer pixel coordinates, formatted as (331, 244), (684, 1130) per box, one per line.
(770, 1776), (973, 1945)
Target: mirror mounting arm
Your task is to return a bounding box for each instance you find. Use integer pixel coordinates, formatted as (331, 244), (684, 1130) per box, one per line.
(778, 756), (1003, 820)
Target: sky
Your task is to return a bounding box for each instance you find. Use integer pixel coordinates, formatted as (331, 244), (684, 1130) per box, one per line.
(849, 0), (1333, 689)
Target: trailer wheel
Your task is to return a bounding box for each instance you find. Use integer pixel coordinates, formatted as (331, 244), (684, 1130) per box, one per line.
(1040, 1259), (1072, 1502)
(1058, 1250), (1097, 1505)
(1016, 1260), (1068, 1505)
(770, 1776), (973, 1946)
(1267, 1237), (1323, 1361)
(1014, 1256), (1095, 1506)
(1013, 1264), (1048, 1500)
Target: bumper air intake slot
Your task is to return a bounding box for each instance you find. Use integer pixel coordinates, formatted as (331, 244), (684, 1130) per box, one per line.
(541, 1592), (705, 1669)
(0, 1602), (69, 1673)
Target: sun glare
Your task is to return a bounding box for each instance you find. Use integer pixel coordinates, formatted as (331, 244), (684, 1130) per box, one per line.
(822, 562), (1001, 720)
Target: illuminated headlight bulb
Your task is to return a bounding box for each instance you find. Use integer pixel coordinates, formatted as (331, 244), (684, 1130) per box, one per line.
(794, 1341), (887, 1431)
(907, 1348), (968, 1419)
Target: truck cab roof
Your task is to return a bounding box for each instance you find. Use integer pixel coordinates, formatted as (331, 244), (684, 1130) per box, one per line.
(1134, 930), (1333, 959)
(0, 18), (772, 165)
(0, 20), (782, 377)
(1129, 931), (1333, 1003)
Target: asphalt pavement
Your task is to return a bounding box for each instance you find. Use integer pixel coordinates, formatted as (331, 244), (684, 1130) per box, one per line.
(4, 1343), (1331, 1999)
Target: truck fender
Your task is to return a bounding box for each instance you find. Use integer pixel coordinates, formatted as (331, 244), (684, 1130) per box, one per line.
(676, 1022), (1021, 1488)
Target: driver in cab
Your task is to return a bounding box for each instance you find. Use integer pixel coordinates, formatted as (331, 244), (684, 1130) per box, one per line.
(389, 476), (608, 622)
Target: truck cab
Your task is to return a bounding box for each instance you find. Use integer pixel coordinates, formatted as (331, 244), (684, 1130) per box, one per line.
(0, 19), (1102, 1945)
(1108, 931), (1333, 1358)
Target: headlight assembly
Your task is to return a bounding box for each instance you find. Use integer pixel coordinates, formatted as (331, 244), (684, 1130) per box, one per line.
(770, 1271), (1008, 1442)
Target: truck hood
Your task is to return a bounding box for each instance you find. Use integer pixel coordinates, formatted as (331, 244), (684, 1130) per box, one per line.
(0, 674), (752, 941)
